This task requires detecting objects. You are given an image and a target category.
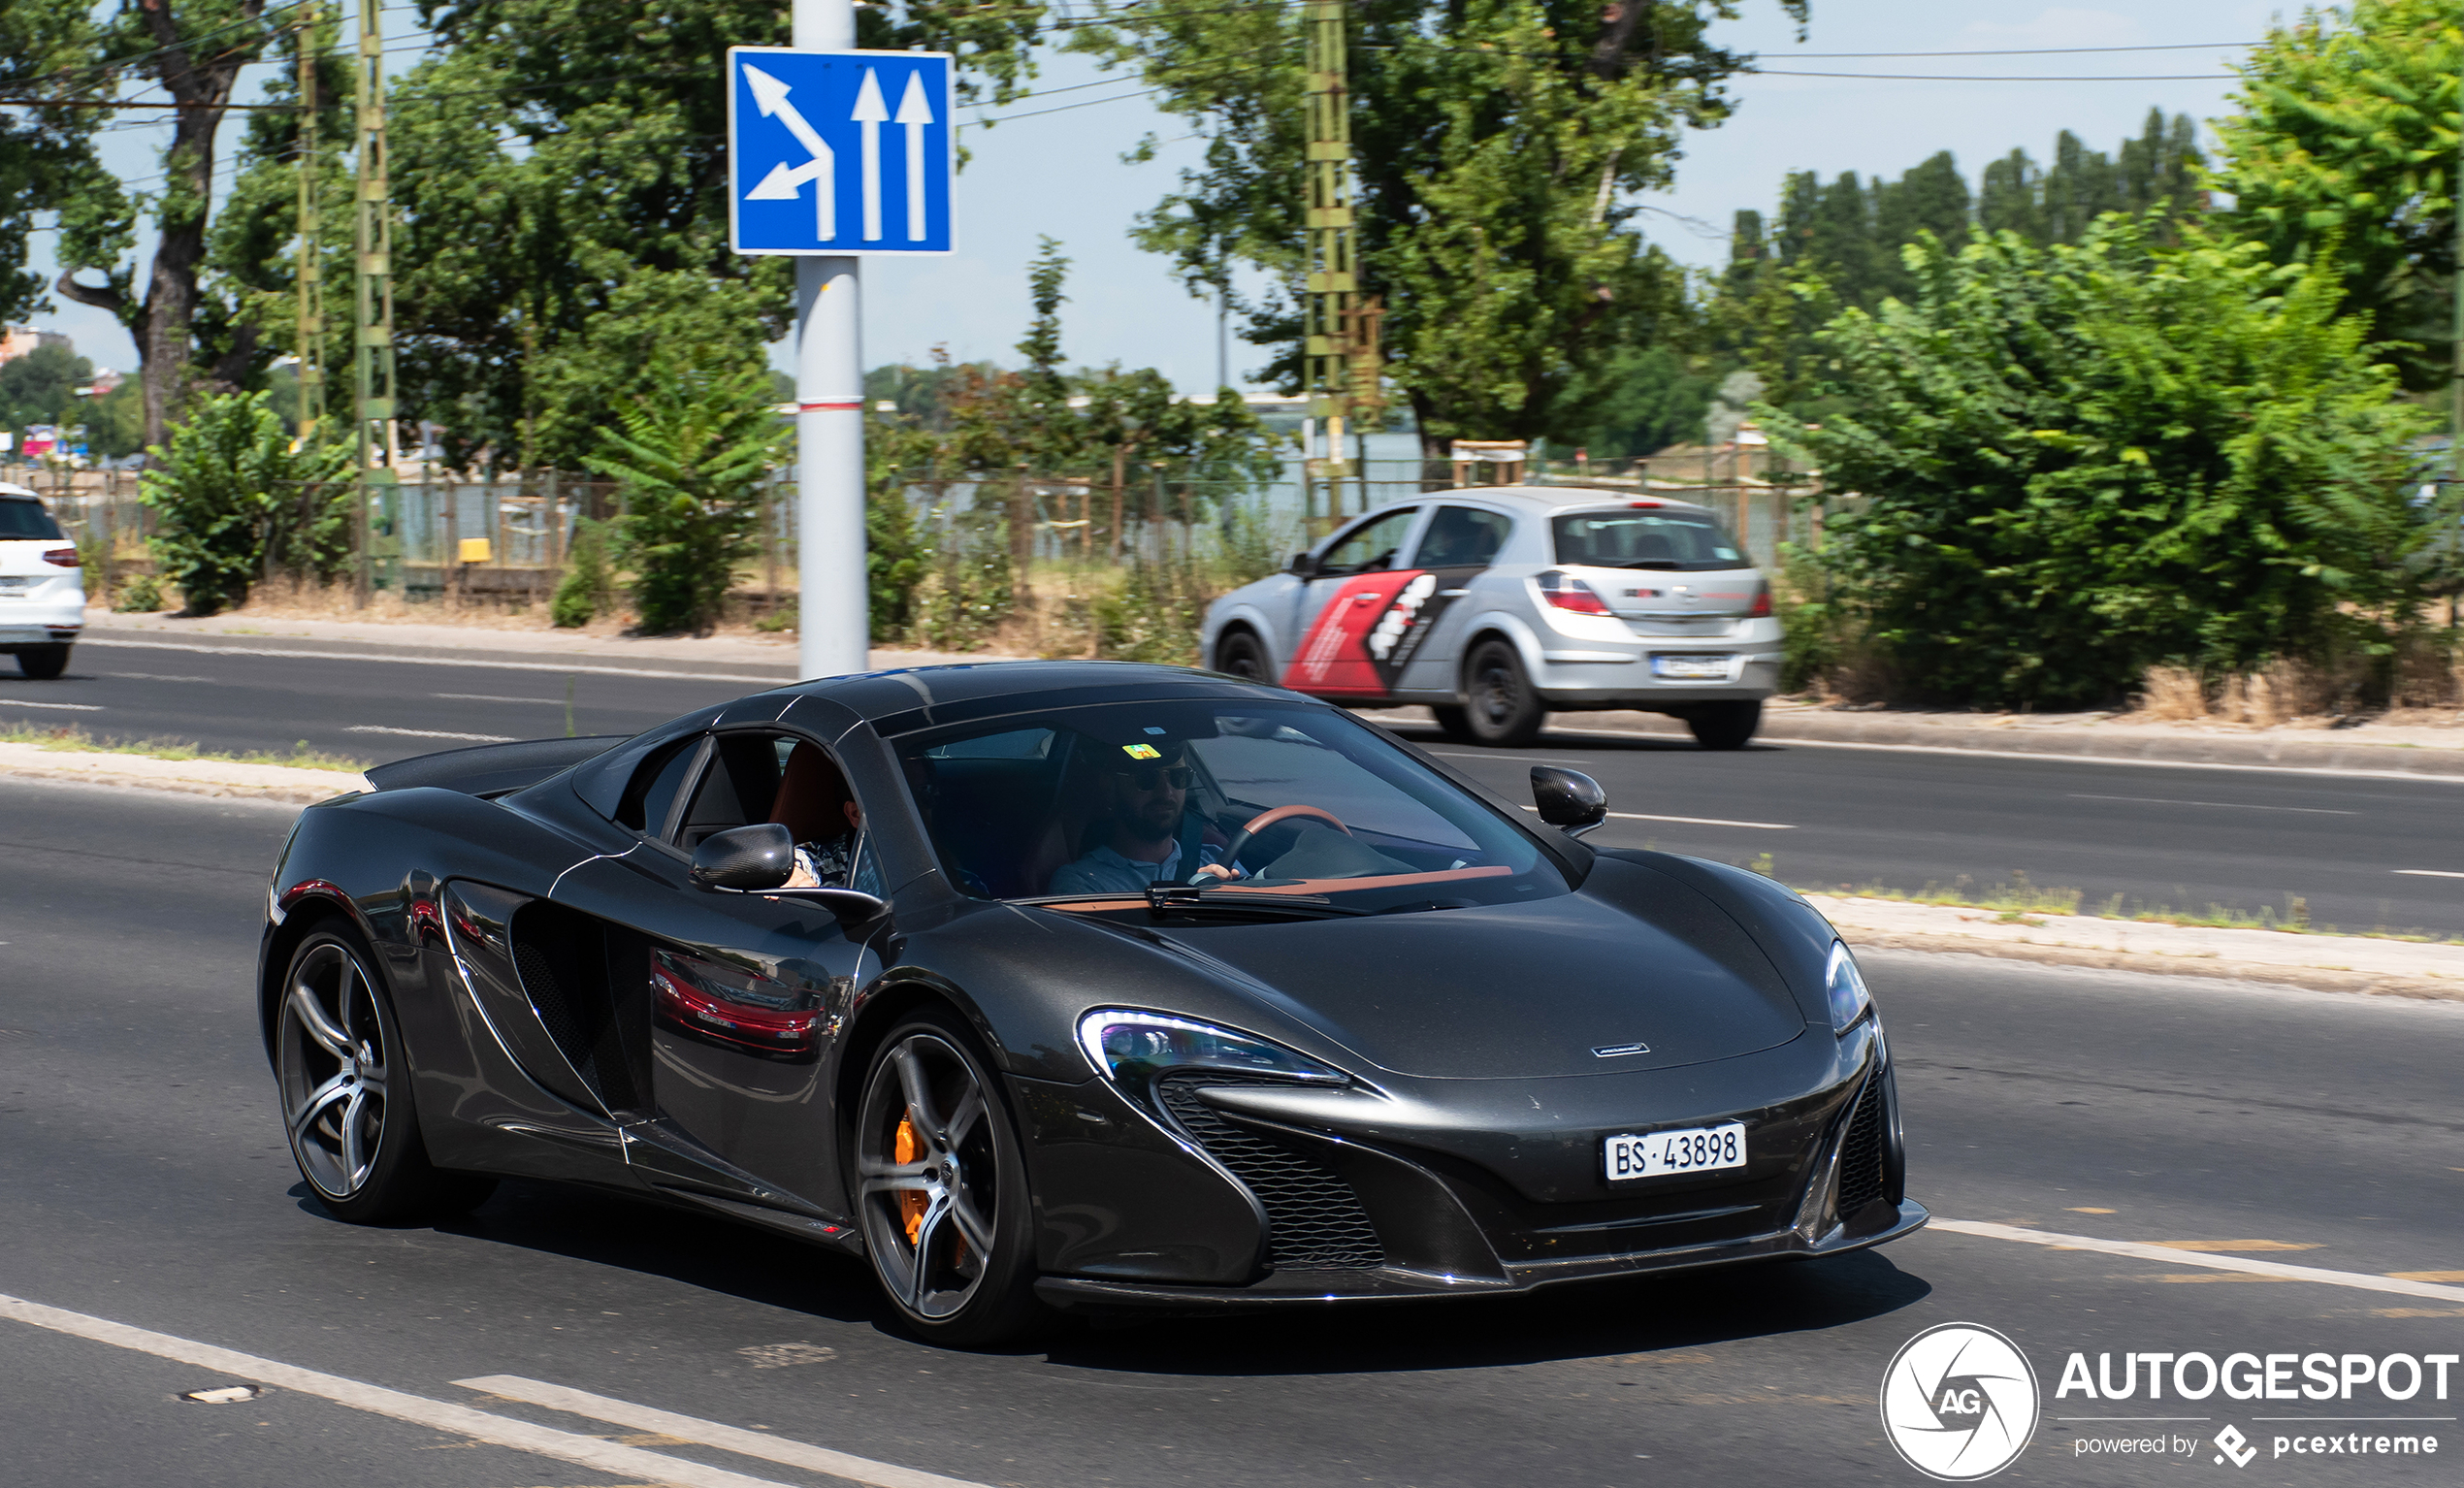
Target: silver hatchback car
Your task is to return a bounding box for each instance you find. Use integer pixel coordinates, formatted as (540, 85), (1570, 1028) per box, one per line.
(1200, 487), (1782, 748)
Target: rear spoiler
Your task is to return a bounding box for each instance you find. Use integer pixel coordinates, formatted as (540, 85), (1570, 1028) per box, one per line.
(363, 735), (627, 797)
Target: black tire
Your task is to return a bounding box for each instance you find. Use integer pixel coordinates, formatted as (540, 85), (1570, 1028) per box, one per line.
(851, 1007), (1049, 1346)
(16, 644), (69, 680)
(1461, 639), (1545, 747)
(1214, 628), (1271, 682)
(275, 922), (496, 1223)
(1429, 704), (1476, 742)
(1686, 699), (1763, 751)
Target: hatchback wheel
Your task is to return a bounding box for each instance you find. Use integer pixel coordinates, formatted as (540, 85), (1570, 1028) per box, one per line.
(1214, 629), (1271, 682)
(16, 644), (69, 680)
(1462, 640), (1544, 747)
(853, 1010), (1048, 1345)
(1686, 699), (1763, 751)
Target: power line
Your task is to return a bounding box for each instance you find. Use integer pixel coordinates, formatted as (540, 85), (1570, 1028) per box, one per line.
(1752, 70), (2233, 81)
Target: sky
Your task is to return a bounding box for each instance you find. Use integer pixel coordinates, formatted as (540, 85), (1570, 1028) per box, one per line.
(23, 1), (2282, 393)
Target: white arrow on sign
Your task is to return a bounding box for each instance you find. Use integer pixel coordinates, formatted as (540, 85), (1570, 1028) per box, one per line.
(851, 69), (888, 242)
(743, 63), (835, 241)
(895, 71), (933, 242)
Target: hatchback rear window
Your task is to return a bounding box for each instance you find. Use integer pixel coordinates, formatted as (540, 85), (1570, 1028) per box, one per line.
(1553, 509), (1742, 570)
(0, 500), (64, 540)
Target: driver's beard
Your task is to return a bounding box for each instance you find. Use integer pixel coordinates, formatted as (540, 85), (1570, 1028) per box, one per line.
(1119, 805), (1175, 845)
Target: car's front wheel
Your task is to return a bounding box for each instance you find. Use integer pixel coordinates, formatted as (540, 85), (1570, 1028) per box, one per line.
(852, 1008), (1048, 1345)
(1214, 629), (1271, 682)
(276, 923), (495, 1223)
(1462, 639), (1544, 747)
(16, 644), (69, 680)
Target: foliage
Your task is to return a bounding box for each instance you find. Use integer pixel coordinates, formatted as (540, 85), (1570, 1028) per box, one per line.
(911, 500), (1016, 651)
(1762, 217), (2431, 707)
(138, 390), (357, 616)
(1093, 559), (1208, 665)
(549, 516), (616, 628)
(1070, 0), (1801, 455)
(585, 358), (790, 633)
(0, 345), (93, 442)
(113, 571), (164, 614)
(864, 409), (936, 637)
(2208, 0), (2463, 391)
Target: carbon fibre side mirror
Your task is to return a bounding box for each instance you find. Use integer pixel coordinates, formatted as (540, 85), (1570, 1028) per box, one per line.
(691, 823), (796, 890)
(1531, 765), (1607, 837)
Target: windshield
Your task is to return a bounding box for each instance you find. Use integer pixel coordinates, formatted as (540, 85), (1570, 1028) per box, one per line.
(1553, 508), (1743, 571)
(0, 500), (64, 540)
(893, 699), (1568, 915)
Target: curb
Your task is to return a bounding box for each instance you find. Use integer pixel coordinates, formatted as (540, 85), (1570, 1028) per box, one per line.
(0, 744), (366, 806)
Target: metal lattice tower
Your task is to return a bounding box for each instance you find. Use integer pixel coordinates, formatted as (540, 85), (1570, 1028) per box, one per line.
(293, 3), (325, 443)
(1302, 0), (1357, 519)
(352, 0), (398, 605)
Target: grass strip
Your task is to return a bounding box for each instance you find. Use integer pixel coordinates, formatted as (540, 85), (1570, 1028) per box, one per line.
(0, 722), (368, 773)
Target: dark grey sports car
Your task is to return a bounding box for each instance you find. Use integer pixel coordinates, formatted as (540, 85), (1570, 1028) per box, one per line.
(260, 661), (1921, 1343)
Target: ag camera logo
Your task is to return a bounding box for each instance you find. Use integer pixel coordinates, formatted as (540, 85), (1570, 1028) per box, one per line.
(1881, 1322), (2041, 1480)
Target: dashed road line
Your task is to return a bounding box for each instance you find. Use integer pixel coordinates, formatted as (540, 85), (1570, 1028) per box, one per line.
(344, 725), (517, 742)
(2394, 869), (2464, 880)
(0, 698), (103, 711)
(1932, 1220), (2464, 1302)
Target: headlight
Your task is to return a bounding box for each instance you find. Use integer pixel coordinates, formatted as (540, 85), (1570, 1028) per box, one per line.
(1075, 1009), (1349, 1109)
(1825, 941), (1872, 1031)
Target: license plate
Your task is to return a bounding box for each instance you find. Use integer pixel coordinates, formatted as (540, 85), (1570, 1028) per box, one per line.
(1605, 1122), (1745, 1181)
(1651, 654), (1733, 679)
(0, 578), (31, 594)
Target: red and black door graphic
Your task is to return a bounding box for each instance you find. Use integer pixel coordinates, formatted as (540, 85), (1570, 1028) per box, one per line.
(1281, 567), (1479, 697)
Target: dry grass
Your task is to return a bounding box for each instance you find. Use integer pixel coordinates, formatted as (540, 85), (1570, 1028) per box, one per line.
(0, 721), (369, 771)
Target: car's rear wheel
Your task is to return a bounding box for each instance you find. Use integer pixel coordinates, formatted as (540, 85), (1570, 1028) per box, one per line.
(1686, 699), (1763, 751)
(1214, 629), (1271, 682)
(853, 1009), (1047, 1345)
(276, 923), (495, 1223)
(1462, 639), (1544, 747)
(16, 644), (69, 680)
(1429, 704), (1476, 742)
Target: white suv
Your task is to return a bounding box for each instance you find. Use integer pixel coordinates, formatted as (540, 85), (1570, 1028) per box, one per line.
(0, 483), (85, 679)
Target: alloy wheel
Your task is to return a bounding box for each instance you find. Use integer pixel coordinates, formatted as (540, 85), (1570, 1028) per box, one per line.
(277, 939), (390, 1201)
(856, 1031), (1000, 1320)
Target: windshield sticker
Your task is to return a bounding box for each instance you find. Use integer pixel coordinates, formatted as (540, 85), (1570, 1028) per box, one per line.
(1121, 743), (1162, 760)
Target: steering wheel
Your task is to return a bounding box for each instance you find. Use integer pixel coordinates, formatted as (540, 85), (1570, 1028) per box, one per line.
(1217, 804), (1350, 877)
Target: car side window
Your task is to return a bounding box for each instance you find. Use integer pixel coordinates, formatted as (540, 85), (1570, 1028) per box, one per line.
(1412, 505), (1511, 568)
(1317, 507), (1419, 577)
(617, 736), (706, 836)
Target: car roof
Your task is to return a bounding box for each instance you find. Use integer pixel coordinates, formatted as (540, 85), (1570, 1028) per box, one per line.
(783, 660), (1289, 732)
(1393, 485), (1717, 518)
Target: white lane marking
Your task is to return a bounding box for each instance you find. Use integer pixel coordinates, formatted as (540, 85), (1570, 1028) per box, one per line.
(0, 1293), (798, 1488)
(107, 672), (215, 682)
(344, 725), (516, 743)
(2069, 793), (2357, 816)
(2394, 869), (2464, 879)
(1546, 724), (2464, 786)
(1429, 750), (1595, 764)
(1516, 803), (1794, 830)
(433, 693), (560, 704)
(81, 635), (794, 685)
(1930, 1220), (2464, 1303)
(0, 698), (103, 711)
(458, 1374), (996, 1488)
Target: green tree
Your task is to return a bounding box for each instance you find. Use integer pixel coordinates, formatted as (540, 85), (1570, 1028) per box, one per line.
(1764, 218), (2429, 707)
(585, 356), (791, 634)
(0, 2), (105, 325)
(2208, 0), (2462, 390)
(139, 390), (357, 615)
(1071, 0), (1804, 459)
(0, 344), (93, 441)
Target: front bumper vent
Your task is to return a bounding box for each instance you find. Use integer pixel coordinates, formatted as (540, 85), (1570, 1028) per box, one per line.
(1158, 1074), (1383, 1271)
(1834, 1073), (1888, 1215)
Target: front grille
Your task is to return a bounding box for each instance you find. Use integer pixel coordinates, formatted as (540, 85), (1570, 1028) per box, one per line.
(1834, 1074), (1888, 1215)
(1157, 1074), (1383, 1271)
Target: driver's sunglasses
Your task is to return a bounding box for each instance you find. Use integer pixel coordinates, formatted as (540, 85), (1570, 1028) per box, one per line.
(1126, 764), (1195, 792)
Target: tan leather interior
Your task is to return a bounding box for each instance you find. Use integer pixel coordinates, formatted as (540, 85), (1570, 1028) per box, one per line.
(769, 742), (854, 846)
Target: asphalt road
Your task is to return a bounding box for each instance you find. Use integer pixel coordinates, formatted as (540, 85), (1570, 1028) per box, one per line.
(8, 629), (2464, 935)
(1, 780), (2457, 1486)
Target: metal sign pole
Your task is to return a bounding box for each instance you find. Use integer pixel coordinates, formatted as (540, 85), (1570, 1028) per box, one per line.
(794, 0), (868, 680)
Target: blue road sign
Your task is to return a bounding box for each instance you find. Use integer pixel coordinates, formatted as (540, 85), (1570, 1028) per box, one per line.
(727, 48), (954, 256)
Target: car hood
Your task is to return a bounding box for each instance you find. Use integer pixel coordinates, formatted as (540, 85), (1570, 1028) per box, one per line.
(1152, 887), (1807, 1080)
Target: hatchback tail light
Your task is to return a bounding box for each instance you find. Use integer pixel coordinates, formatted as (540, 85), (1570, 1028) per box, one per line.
(1748, 583), (1771, 619)
(1537, 569), (1609, 615)
(43, 546), (79, 568)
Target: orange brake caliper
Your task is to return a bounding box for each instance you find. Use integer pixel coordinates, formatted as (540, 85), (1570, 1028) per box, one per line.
(894, 1114), (926, 1246)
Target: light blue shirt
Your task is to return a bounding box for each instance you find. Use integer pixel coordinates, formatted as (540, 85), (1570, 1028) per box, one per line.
(1047, 840), (1225, 896)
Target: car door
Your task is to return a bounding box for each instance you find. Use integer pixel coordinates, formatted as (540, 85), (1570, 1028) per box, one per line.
(1382, 501), (1514, 695)
(1279, 504), (1425, 696)
(546, 726), (882, 1219)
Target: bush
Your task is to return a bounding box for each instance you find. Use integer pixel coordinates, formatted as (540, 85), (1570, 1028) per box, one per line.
(586, 357), (789, 634)
(113, 571), (163, 613)
(139, 390), (355, 616)
(549, 516), (616, 628)
(912, 501), (1015, 650)
(1094, 558), (1207, 665)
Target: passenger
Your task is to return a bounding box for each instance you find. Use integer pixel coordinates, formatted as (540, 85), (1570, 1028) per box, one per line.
(770, 743), (875, 891)
(1046, 745), (1240, 894)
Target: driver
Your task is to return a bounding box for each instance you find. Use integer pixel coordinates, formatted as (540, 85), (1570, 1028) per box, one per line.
(1046, 743), (1241, 894)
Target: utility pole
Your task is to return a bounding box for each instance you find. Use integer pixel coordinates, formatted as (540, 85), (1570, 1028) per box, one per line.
(1302, 0), (1358, 531)
(795, 0), (868, 679)
(294, 2), (325, 445)
(352, 0), (399, 607)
